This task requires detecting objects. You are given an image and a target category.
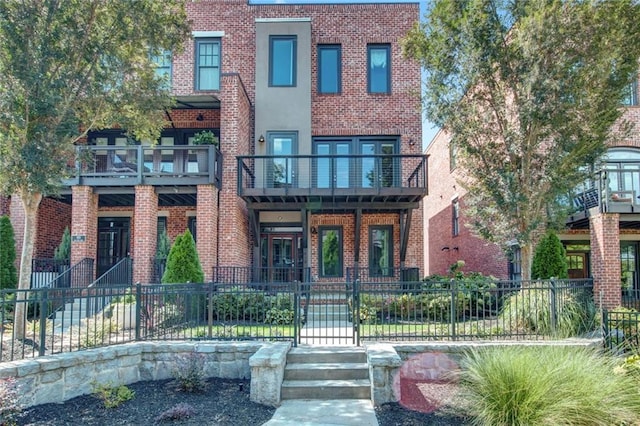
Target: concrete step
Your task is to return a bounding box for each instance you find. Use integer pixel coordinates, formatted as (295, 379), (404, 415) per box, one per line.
(287, 347), (366, 364)
(284, 362), (369, 381)
(281, 379), (370, 400)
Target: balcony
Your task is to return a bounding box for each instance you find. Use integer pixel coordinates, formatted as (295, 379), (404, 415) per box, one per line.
(569, 163), (640, 226)
(237, 154), (427, 210)
(63, 145), (222, 189)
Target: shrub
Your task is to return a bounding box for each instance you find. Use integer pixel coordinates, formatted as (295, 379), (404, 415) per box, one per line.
(91, 382), (134, 408)
(0, 216), (17, 290)
(532, 231), (568, 279)
(53, 226), (71, 261)
(459, 346), (640, 425)
(499, 287), (596, 338)
(0, 377), (21, 426)
(171, 351), (207, 393)
(162, 230), (204, 284)
(156, 228), (171, 260)
(155, 403), (196, 422)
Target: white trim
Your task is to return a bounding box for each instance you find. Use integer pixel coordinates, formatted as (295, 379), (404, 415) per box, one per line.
(186, 211), (196, 218)
(255, 18), (311, 23)
(192, 31), (225, 38)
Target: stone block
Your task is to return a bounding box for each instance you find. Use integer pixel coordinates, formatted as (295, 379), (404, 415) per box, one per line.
(40, 369), (63, 384)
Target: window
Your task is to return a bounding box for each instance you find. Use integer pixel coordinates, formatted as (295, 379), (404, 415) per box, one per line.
(369, 226), (393, 277)
(319, 227), (343, 277)
(268, 132), (297, 187)
(195, 39), (220, 91)
(452, 198), (460, 236)
(508, 246), (522, 281)
(312, 136), (398, 189)
(151, 49), (172, 87)
(449, 140), (458, 171)
(270, 36), (296, 87)
(188, 217), (197, 242)
(318, 45), (341, 94)
(622, 79), (638, 106)
(368, 44), (390, 94)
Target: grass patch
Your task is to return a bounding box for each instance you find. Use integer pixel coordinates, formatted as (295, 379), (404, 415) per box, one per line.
(459, 345), (640, 425)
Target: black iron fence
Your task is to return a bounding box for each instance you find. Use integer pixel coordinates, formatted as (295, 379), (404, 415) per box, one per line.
(0, 278), (599, 362)
(353, 278), (596, 343)
(603, 309), (640, 354)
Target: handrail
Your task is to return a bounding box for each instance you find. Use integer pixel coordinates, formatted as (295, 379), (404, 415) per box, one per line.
(43, 258), (94, 289)
(89, 257), (133, 288)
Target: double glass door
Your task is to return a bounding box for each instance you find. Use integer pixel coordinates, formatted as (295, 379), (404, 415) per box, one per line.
(97, 218), (130, 278)
(261, 233), (303, 282)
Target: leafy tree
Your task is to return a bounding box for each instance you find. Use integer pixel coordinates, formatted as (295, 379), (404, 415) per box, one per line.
(0, 0), (190, 338)
(532, 231), (568, 279)
(162, 230), (204, 284)
(0, 216), (17, 290)
(54, 227), (71, 261)
(403, 0), (640, 279)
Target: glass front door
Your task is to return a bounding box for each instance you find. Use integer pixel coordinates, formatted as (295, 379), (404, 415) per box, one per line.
(260, 233), (303, 282)
(97, 218), (130, 278)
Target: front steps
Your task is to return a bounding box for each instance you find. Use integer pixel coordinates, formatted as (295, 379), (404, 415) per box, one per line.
(281, 346), (371, 400)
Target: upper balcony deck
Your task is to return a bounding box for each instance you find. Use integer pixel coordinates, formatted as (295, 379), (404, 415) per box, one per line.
(237, 154), (428, 211)
(569, 163), (640, 227)
(62, 145), (222, 189)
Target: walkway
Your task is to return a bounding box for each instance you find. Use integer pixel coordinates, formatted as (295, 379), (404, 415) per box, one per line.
(262, 399), (378, 426)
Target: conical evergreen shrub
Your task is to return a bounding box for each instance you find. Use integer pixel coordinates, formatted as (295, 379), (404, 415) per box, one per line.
(161, 229), (204, 284)
(54, 227), (71, 260)
(532, 231), (568, 279)
(0, 216), (17, 290)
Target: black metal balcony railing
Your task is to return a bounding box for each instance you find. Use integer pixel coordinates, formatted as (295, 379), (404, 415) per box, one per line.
(571, 164), (640, 216)
(63, 145), (222, 188)
(237, 154), (427, 202)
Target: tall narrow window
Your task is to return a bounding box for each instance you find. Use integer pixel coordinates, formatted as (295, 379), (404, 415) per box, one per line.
(195, 39), (220, 91)
(369, 226), (393, 277)
(318, 45), (341, 94)
(368, 44), (390, 94)
(151, 49), (172, 87)
(188, 217), (197, 242)
(622, 78), (638, 106)
(319, 227), (343, 277)
(268, 132), (297, 187)
(508, 246), (522, 281)
(270, 36), (296, 87)
(452, 198), (460, 236)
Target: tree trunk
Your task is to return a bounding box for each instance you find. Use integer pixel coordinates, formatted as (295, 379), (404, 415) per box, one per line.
(13, 191), (42, 340)
(520, 243), (533, 281)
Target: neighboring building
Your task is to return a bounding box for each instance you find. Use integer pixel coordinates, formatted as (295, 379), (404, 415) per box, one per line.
(423, 75), (640, 308)
(7, 1), (426, 286)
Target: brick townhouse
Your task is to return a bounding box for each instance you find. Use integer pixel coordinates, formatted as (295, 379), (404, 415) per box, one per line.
(423, 76), (640, 308)
(3, 0), (426, 287)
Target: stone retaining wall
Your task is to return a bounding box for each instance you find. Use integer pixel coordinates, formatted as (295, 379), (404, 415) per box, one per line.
(0, 341), (263, 408)
(366, 339), (602, 406)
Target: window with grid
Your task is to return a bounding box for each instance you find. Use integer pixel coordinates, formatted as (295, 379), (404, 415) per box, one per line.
(195, 39), (220, 91)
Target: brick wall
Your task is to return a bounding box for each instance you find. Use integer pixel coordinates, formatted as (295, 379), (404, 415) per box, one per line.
(34, 198), (73, 259)
(133, 186), (158, 284)
(590, 213), (622, 309)
(70, 187), (98, 269)
(0, 196), (9, 216)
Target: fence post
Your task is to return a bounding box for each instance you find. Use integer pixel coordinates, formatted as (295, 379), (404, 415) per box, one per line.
(602, 308), (609, 351)
(354, 278), (360, 346)
(450, 279), (457, 340)
(293, 281), (299, 347)
(550, 278), (557, 334)
(135, 282), (141, 341)
(207, 281), (214, 339)
(39, 289), (48, 356)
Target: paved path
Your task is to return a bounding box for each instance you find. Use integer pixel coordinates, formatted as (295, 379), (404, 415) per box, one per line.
(262, 399), (378, 426)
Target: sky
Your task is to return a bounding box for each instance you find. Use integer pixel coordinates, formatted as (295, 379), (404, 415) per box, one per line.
(251, 0), (440, 150)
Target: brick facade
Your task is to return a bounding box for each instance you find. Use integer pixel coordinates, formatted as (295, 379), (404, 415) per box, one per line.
(9, 1), (424, 286)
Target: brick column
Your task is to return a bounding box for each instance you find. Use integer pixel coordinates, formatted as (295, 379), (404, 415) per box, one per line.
(71, 186), (98, 271)
(590, 212), (621, 309)
(197, 184), (218, 282)
(133, 186), (158, 284)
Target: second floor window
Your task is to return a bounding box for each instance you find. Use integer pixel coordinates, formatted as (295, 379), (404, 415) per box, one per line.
(318, 45), (341, 94)
(196, 39), (220, 91)
(622, 79), (638, 106)
(270, 36), (297, 87)
(452, 198), (460, 236)
(151, 49), (172, 88)
(368, 44), (390, 94)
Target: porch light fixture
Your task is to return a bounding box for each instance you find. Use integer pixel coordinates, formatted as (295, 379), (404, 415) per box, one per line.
(441, 246), (450, 251)
(310, 226), (318, 234)
(258, 134), (265, 143)
(408, 137), (415, 146)
(196, 113), (204, 121)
